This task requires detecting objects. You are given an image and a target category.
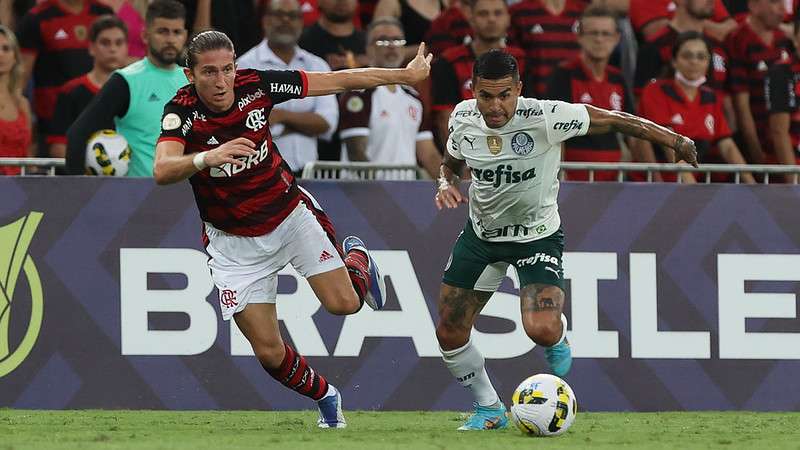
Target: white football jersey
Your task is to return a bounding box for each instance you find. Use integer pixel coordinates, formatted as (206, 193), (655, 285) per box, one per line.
(447, 97), (590, 242)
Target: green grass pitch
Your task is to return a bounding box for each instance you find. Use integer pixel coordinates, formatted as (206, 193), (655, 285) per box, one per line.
(2, 410), (799, 450)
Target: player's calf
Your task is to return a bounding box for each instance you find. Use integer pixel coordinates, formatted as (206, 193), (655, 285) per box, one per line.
(522, 313), (563, 347)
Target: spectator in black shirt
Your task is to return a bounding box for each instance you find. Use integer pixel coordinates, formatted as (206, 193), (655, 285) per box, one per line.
(298, 0), (367, 70)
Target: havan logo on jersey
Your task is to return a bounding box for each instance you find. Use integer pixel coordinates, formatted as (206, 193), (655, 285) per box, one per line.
(269, 82), (302, 96)
(471, 164), (536, 188)
(210, 140), (270, 177)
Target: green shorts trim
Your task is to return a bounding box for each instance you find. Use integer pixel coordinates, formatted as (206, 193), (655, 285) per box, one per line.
(443, 221), (565, 292)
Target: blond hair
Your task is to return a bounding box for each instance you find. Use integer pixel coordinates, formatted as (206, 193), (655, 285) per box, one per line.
(0, 26), (23, 95)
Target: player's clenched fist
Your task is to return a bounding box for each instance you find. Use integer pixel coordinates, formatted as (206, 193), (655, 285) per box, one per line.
(204, 137), (258, 167)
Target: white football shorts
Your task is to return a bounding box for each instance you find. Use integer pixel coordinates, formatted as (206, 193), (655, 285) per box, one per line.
(204, 197), (344, 321)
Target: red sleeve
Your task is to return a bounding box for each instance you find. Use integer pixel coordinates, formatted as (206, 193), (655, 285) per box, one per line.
(338, 90), (372, 134)
(712, 0), (730, 22)
(629, 0), (669, 33)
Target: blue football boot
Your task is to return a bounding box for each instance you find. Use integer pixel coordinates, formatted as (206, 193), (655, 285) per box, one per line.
(457, 402), (509, 431)
(544, 337), (572, 377)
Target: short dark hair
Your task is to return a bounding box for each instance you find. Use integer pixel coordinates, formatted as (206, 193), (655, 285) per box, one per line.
(472, 49), (519, 82)
(185, 30), (235, 69)
(579, 5), (619, 33)
(89, 15), (128, 42)
(671, 30), (711, 60)
(146, 0), (187, 26)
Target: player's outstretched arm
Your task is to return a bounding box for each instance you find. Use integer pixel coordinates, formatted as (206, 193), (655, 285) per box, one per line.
(153, 137), (257, 185)
(584, 104), (699, 167)
(304, 43), (433, 97)
(435, 153), (468, 210)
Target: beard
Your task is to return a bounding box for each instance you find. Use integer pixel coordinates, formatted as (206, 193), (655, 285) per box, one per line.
(323, 10), (353, 23)
(150, 44), (180, 66)
(269, 29), (301, 47)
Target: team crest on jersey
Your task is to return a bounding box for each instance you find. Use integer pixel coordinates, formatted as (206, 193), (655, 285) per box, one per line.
(162, 113), (181, 130)
(486, 136), (503, 155)
(246, 108), (267, 131)
(704, 114), (714, 135)
(511, 132), (534, 156)
(346, 96), (364, 112)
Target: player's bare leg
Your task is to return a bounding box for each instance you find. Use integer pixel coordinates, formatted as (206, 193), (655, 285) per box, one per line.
(520, 283), (572, 377)
(436, 284), (507, 430)
(234, 303), (345, 428)
(307, 267), (362, 315)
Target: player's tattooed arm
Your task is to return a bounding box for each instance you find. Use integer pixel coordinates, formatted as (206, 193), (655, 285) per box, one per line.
(304, 43), (432, 96)
(435, 153), (467, 210)
(584, 104), (699, 167)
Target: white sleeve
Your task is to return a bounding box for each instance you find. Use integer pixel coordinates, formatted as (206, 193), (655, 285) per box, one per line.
(541, 100), (590, 145)
(445, 115), (465, 160)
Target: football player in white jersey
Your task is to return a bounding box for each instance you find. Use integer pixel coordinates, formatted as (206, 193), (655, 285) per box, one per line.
(433, 50), (698, 431)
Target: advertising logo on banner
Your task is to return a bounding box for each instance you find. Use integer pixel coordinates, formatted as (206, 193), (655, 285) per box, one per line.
(0, 212), (44, 378)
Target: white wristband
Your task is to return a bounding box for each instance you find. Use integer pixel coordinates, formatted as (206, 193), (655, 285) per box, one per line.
(193, 151), (208, 171)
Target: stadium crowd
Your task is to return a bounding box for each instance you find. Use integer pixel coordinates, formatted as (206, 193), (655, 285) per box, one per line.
(0, 0), (797, 181)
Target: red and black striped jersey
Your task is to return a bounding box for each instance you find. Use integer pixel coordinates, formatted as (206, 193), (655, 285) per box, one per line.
(634, 25), (729, 95)
(158, 69), (309, 237)
(724, 20), (793, 143)
(423, 5), (471, 57)
(639, 78), (731, 167)
(48, 74), (99, 145)
(545, 57), (634, 154)
(723, 0), (797, 23)
(765, 57), (800, 153)
(508, 0), (590, 97)
(16, 0), (112, 121)
(629, 0), (730, 39)
(430, 44), (527, 110)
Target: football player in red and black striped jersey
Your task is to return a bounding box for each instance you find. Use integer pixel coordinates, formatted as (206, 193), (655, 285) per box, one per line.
(154, 30), (432, 429)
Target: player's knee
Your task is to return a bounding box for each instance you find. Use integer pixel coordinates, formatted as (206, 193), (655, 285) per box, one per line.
(436, 322), (470, 350)
(524, 316), (562, 347)
(323, 290), (360, 315)
(253, 341), (286, 369)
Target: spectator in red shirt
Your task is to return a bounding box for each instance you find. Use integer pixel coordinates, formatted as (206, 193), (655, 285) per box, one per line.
(634, 0), (731, 96)
(725, 0), (793, 164)
(629, 0), (736, 41)
(546, 5), (634, 181)
(637, 31), (754, 182)
(0, 26), (33, 175)
(431, 0), (524, 145)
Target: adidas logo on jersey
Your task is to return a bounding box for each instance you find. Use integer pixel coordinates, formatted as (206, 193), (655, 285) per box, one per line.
(207, 136), (219, 145)
(671, 113), (684, 125)
(319, 250), (334, 263)
(530, 24), (544, 34)
(579, 93), (593, 103)
(148, 93), (160, 102)
(757, 60), (768, 71)
(54, 29), (68, 40)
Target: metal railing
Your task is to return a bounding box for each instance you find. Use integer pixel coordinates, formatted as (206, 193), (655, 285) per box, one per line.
(558, 162), (800, 184)
(302, 161), (425, 180)
(0, 158), (65, 175)
(303, 161), (800, 184)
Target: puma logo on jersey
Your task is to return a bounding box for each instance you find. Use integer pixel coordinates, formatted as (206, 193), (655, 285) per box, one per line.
(210, 140), (269, 177)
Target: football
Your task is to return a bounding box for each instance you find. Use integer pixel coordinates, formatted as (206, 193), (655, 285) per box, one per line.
(510, 373), (577, 437)
(85, 129), (131, 176)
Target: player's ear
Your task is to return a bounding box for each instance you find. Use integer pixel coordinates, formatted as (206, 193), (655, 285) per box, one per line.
(184, 67), (193, 83)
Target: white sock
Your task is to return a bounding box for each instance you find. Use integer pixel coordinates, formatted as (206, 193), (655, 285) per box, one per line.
(318, 384), (336, 401)
(440, 338), (499, 407)
(547, 313), (569, 348)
